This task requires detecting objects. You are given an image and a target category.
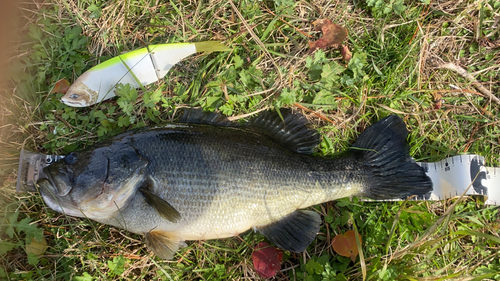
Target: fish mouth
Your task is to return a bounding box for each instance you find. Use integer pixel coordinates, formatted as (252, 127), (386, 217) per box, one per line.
(38, 176), (84, 217)
(43, 167), (73, 197)
(37, 178), (67, 214)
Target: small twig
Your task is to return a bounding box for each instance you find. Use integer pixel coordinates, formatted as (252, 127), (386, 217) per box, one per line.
(383, 20), (417, 30)
(176, 248), (192, 264)
(471, 64), (500, 76)
(337, 96), (367, 128)
(409, 0), (433, 45)
(41, 253), (143, 259)
(225, 23), (259, 41)
(227, 106), (271, 121)
(263, 8), (313, 38)
(463, 123), (480, 153)
(377, 103), (406, 115)
(437, 62), (500, 105)
(293, 103), (336, 124)
(280, 263), (301, 275)
(417, 24), (431, 90)
(430, 89), (484, 97)
(55, 115), (75, 131)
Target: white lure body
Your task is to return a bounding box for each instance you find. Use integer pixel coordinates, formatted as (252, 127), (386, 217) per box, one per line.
(61, 42), (230, 107)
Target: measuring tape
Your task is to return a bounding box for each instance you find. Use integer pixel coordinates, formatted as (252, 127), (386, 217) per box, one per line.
(15, 150), (500, 205)
(416, 154), (499, 205)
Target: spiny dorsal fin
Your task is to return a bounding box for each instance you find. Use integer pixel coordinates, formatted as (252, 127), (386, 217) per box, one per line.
(256, 210), (321, 253)
(179, 108), (235, 127)
(145, 230), (185, 259)
(140, 183), (181, 223)
(247, 109), (321, 154)
(179, 108), (321, 154)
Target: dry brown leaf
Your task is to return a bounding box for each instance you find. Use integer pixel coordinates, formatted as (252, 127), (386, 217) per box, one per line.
(51, 78), (71, 94)
(431, 92), (443, 109)
(309, 19), (348, 53)
(339, 44), (352, 63)
(331, 230), (362, 262)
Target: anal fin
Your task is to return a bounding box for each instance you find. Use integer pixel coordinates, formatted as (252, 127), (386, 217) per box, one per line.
(145, 230), (185, 260)
(256, 210), (321, 253)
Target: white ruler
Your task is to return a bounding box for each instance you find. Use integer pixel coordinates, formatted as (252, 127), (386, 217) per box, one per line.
(15, 151), (500, 205)
(416, 154), (499, 206)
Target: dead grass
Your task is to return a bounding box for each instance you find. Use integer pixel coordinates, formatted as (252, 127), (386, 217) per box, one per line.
(1, 0), (499, 280)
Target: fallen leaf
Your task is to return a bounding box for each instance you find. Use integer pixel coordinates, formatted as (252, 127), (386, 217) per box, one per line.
(431, 92), (443, 109)
(339, 44), (352, 63)
(309, 19), (348, 53)
(252, 242), (283, 279)
(25, 237), (48, 256)
(331, 230), (362, 262)
(51, 78), (71, 94)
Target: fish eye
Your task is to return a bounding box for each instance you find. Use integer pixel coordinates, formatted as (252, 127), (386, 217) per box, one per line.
(64, 152), (77, 165)
(70, 94), (79, 99)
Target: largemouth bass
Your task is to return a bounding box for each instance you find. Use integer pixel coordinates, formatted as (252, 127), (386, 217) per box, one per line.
(38, 109), (432, 259)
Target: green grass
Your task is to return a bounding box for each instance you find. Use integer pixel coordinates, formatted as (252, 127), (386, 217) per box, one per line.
(1, 0), (500, 280)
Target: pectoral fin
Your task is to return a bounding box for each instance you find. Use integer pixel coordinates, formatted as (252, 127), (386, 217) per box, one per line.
(256, 210), (321, 253)
(145, 230), (185, 259)
(140, 188), (181, 223)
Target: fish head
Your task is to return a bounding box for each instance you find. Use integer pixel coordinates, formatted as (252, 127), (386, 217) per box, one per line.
(61, 77), (98, 107)
(38, 143), (147, 220)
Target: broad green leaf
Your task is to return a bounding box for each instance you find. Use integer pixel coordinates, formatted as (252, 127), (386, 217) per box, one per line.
(27, 252), (39, 266)
(74, 272), (94, 281)
(108, 256), (126, 276)
(305, 259), (323, 275)
(234, 54), (243, 69)
(0, 241), (17, 255)
(25, 237), (48, 256)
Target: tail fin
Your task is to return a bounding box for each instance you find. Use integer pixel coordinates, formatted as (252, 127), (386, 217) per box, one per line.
(194, 41), (231, 53)
(351, 115), (433, 199)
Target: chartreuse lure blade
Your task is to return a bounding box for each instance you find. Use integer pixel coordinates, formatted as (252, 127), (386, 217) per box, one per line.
(61, 41), (230, 107)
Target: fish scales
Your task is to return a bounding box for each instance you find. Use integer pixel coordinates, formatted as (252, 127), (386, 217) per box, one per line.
(38, 109), (433, 259)
(100, 125), (365, 240)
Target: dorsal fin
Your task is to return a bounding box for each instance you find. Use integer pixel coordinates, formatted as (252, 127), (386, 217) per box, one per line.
(179, 108), (235, 127)
(179, 108), (321, 154)
(247, 109), (321, 154)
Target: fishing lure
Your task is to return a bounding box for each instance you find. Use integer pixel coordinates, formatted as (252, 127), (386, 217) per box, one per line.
(61, 41), (230, 107)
